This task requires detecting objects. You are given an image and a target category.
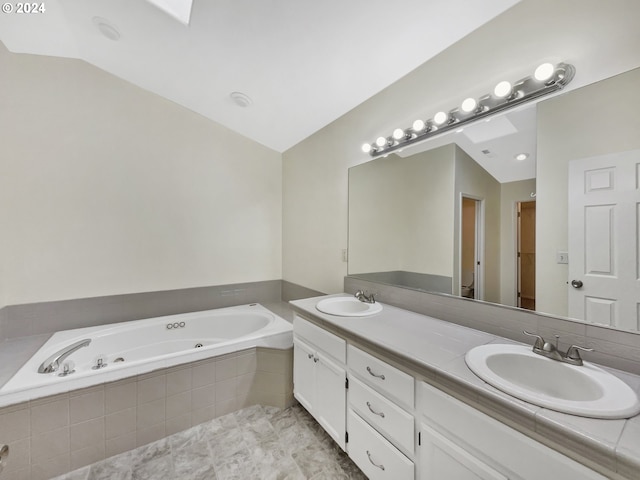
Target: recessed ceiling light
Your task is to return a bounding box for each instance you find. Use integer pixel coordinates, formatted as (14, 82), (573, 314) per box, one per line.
(515, 153), (529, 161)
(230, 92), (253, 108)
(92, 17), (121, 41)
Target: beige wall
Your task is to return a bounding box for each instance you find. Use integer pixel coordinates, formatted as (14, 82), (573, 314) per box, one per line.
(500, 179), (536, 306)
(401, 145), (455, 276)
(454, 146), (501, 302)
(348, 145), (456, 277)
(0, 44), (282, 307)
(282, 0), (640, 295)
(348, 154), (407, 274)
(536, 67), (640, 317)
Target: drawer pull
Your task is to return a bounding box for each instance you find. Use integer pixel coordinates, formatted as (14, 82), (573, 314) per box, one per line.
(313, 356), (319, 363)
(366, 450), (385, 471)
(366, 401), (385, 418)
(308, 353), (314, 359)
(366, 366), (385, 380)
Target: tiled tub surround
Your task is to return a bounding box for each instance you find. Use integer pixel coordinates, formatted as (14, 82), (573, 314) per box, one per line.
(0, 346), (294, 480)
(290, 294), (640, 480)
(0, 303), (292, 407)
(0, 280), (323, 396)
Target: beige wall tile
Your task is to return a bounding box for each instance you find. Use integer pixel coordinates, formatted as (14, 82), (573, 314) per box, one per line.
(0, 406), (30, 441)
(30, 392), (69, 408)
(236, 350), (257, 375)
(105, 407), (136, 440)
(31, 426), (69, 464)
(69, 387), (104, 424)
(215, 397), (239, 417)
(215, 356), (237, 381)
(192, 361), (216, 388)
(191, 405), (216, 426)
(106, 431), (136, 459)
(136, 398), (165, 430)
(3, 467), (30, 480)
(191, 384), (216, 411)
(105, 378), (137, 414)
(136, 423), (165, 448)
(70, 443), (105, 470)
(215, 378), (236, 403)
(70, 417), (105, 452)
(137, 373), (166, 405)
(166, 366), (192, 396)
(165, 413), (191, 436)
(31, 453), (70, 480)
(1, 437), (30, 473)
(166, 391), (191, 420)
(31, 396), (69, 435)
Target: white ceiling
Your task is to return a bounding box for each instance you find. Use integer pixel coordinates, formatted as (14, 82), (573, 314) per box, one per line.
(0, 0), (518, 153)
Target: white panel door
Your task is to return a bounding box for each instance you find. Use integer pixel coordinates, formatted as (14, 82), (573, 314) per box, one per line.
(568, 150), (640, 330)
(316, 352), (346, 450)
(419, 423), (507, 480)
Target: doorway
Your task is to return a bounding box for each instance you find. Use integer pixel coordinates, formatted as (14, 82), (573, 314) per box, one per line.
(517, 201), (536, 310)
(461, 197), (482, 300)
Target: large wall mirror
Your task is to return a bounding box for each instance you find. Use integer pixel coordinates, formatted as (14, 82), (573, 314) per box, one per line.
(348, 66), (640, 334)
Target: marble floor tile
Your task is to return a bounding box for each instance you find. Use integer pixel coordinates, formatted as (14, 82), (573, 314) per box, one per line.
(52, 404), (366, 480)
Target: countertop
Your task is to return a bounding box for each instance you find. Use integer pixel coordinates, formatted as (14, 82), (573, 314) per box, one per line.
(290, 294), (640, 480)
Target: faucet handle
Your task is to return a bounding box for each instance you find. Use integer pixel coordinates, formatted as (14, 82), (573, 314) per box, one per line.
(565, 344), (594, 365)
(522, 330), (545, 350)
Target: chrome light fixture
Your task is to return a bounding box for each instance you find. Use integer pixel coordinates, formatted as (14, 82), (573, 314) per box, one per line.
(361, 62), (575, 157)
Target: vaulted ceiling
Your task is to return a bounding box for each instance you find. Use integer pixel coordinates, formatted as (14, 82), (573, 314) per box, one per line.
(0, 0), (518, 152)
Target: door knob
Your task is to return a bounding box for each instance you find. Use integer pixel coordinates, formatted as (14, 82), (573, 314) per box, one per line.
(570, 279), (583, 289)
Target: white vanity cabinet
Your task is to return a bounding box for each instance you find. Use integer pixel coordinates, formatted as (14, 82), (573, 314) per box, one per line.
(293, 315), (347, 449)
(418, 381), (606, 480)
(347, 345), (416, 479)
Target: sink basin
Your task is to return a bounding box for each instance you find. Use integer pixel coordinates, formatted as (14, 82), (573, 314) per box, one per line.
(465, 344), (640, 419)
(316, 297), (383, 317)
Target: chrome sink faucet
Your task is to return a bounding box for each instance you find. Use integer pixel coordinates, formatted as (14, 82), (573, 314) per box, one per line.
(523, 331), (593, 366)
(354, 290), (376, 304)
(38, 338), (91, 374)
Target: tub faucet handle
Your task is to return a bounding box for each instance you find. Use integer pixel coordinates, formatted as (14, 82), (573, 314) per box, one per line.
(58, 361), (75, 377)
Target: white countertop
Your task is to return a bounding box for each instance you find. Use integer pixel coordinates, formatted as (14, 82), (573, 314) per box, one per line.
(290, 294), (640, 479)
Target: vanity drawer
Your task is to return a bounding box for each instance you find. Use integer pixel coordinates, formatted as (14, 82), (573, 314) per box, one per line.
(348, 345), (414, 407)
(349, 375), (414, 455)
(348, 408), (414, 480)
(294, 315), (346, 363)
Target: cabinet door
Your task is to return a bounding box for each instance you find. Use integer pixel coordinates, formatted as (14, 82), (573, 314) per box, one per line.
(420, 423), (507, 480)
(293, 337), (316, 413)
(316, 351), (347, 449)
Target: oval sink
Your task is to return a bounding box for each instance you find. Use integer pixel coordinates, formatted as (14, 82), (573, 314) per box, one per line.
(465, 344), (640, 419)
(316, 297), (383, 317)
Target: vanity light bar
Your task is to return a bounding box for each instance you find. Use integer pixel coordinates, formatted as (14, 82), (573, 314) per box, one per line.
(361, 62), (575, 157)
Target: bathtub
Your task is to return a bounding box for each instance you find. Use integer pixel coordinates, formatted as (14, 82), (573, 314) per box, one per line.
(0, 303), (292, 407)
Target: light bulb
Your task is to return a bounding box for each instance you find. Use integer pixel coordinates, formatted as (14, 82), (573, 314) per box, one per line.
(534, 62), (555, 81)
(393, 128), (405, 140)
(433, 111), (448, 125)
(461, 98), (477, 113)
(361, 143), (372, 154)
(494, 81), (512, 98)
(515, 153), (529, 161)
(376, 137), (387, 148)
(412, 119), (425, 132)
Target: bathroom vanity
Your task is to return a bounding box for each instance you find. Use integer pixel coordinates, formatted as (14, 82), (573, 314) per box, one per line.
(290, 294), (640, 480)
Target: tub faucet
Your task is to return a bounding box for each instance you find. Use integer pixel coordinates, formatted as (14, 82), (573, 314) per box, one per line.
(38, 339), (91, 374)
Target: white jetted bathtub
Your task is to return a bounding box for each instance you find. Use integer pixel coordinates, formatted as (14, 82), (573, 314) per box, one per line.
(0, 303), (292, 405)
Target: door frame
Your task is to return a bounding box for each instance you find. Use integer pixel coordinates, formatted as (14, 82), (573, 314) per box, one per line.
(459, 194), (484, 301)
